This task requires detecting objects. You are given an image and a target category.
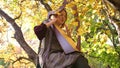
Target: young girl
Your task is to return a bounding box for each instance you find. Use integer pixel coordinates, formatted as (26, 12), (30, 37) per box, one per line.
(34, 9), (90, 68)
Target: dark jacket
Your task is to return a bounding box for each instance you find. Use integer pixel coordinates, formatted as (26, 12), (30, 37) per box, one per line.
(34, 23), (80, 68)
(34, 23), (63, 52)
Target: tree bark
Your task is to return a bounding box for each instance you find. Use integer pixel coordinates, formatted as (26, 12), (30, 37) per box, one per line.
(40, 0), (52, 12)
(103, 0), (120, 58)
(104, 0), (120, 44)
(0, 9), (38, 65)
(71, 5), (81, 51)
(106, 0), (120, 11)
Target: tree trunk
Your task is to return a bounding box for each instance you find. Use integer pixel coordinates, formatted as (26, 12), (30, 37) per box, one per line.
(105, 0), (120, 44)
(0, 9), (38, 65)
(106, 0), (120, 11)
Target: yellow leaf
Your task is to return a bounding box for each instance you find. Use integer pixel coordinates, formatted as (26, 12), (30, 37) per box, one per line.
(72, 21), (78, 26)
(105, 30), (111, 35)
(110, 12), (115, 16)
(89, 0), (94, 3)
(0, 65), (4, 68)
(92, 10), (97, 13)
(72, 10), (77, 14)
(93, 39), (97, 44)
(85, 22), (91, 26)
(78, 27), (85, 35)
(75, 0), (79, 2)
(4, 54), (10, 63)
(66, 1), (75, 8)
(100, 34), (108, 44)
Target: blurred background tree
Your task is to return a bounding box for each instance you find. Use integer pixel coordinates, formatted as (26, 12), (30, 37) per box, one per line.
(0, 0), (120, 68)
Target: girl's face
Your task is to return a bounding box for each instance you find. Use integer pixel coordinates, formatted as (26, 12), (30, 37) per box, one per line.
(56, 10), (67, 26)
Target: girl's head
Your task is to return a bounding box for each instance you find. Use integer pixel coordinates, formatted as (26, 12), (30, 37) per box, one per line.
(49, 9), (67, 26)
(56, 9), (67, 26)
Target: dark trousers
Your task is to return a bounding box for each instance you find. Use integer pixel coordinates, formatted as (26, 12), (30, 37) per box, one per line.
(72, 55), (90, 68)
(36, 63), (41, 68)
(37, 54), (90, 68)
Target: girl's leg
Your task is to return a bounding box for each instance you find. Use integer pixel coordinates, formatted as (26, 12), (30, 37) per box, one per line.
(72, 55), (90, 68)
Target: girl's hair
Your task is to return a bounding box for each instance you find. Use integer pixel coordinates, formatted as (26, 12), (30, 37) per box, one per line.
(59, 9), (67, 27)
(48, 9), (67, 27)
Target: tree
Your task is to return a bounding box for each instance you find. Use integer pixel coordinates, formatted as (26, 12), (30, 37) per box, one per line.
(0, 0), (120, 68)
(0, 0), (81, 67)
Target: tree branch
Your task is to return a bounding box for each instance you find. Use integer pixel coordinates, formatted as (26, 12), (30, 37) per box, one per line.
(102, 0), (120, 57)
(39, 0), (52, 12)
(14, 11), (22, 20)
(106, 0), (120, 11)
(103, 0), (120, 44)
(39, 0), (73, 12)
(71, 5), (81, 51)
(12, 57), (32, 64)
(0, 9), (38, 65)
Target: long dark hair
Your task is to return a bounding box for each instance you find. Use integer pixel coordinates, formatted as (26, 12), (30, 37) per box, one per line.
(59, 9), (67, 27)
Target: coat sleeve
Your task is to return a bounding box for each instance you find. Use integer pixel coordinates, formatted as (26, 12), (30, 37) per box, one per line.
(34, 23), (47, 40)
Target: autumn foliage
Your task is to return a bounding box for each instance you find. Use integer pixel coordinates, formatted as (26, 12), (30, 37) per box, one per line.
(0, 0), (120, 68)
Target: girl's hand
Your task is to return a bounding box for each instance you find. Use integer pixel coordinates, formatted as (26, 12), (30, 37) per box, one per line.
(45, 15), (57, 27)
(50, 15), (57, 24)
(50, 15), (56, 20)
